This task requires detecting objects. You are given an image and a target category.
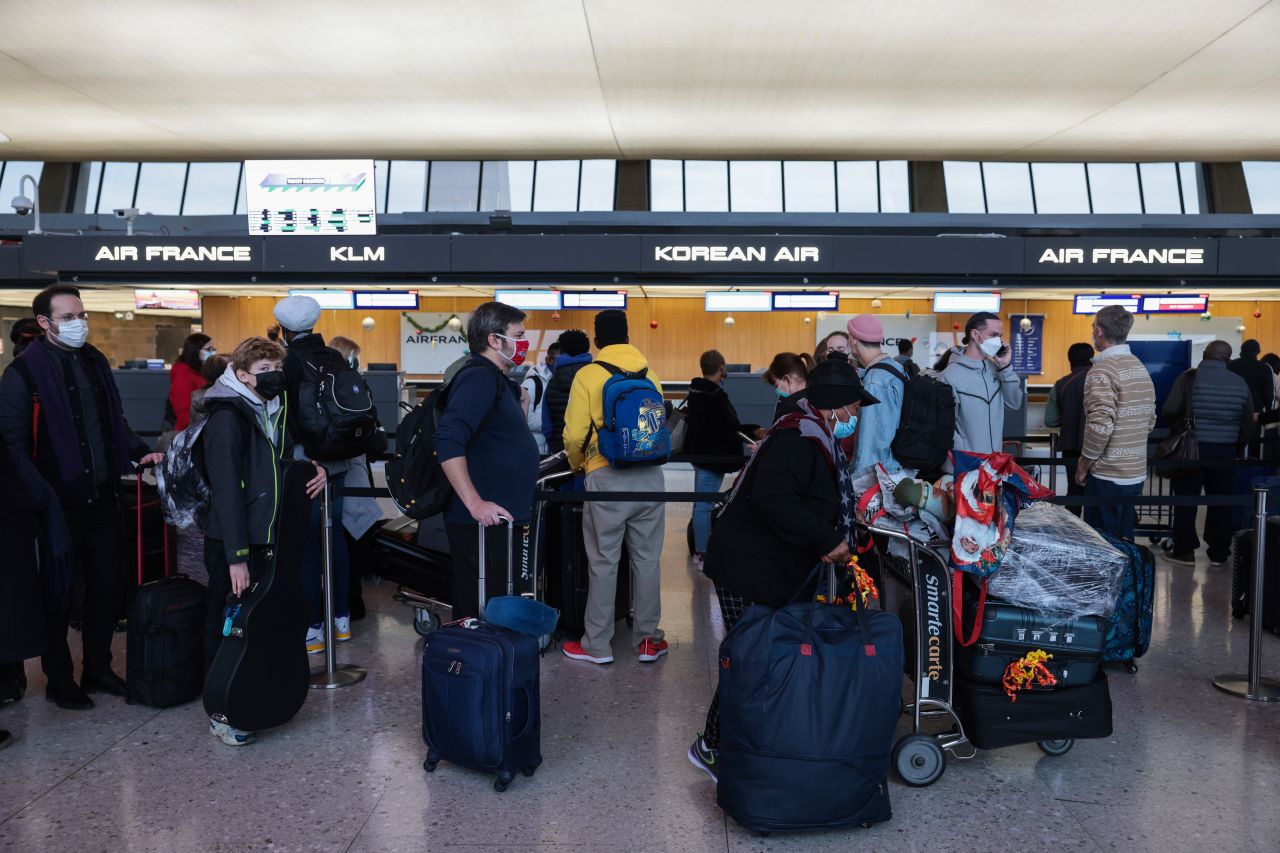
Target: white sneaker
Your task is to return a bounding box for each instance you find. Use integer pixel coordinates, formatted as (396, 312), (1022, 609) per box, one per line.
(210, 718), (256, 746)
(334, 616), (352, 642)
(306, 625), (326, 655)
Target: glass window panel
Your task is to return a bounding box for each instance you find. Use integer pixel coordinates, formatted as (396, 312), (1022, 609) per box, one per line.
(943, 161), (986, 213)
(373, 160), (389, 214)
(729, 161), (782, 212)
(479, 161), (510, 211)
(181, 162), (240, 214)
(578, 159), (615, 211)
(1087, 163), (1142, 213)
(80, 161), (103, 213)
(95, 162), (139, 212)
(878, 160), (910, 213)
(982, 162), (1034, 213)
(683, 160), (728, 211)
(836, 161), (878, 212)
(428, 160), (481, 212)
(783, 161), (835, 212)
(509, 161), (534, 211)
(386, 161), (427, 213)
(1243, 161), (1280, 214)
(1138, 162), (1182, 213)
(133, 162), (186, 215)
(1031, 163), (1090, 214)
(0, 162), (44, 210)
(649, 159), (684, 211)
(533, 160), (580, 211)
(1179, 162), (1201, 213)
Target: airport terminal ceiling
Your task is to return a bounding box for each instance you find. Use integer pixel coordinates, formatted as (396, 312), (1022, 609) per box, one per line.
(0, 1), (1278, 161)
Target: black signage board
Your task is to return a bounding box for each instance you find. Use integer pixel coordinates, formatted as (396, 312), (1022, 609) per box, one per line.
(1217, 239), (1280, 277)
(1024, 238), (1219, 276)
(264, 235), (451, 273)
(0, 245), (23, 280)
(639, 236), (833, 273)
(24, 236), (264, 274)
(831, 235), (1023, 275)
(452, 235), (641, 273)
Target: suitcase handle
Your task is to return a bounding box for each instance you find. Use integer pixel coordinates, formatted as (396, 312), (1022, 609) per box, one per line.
(476, 516), (514, 619)
(135, 464), (171, 586)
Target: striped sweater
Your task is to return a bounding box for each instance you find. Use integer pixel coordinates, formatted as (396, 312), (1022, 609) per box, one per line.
(1081, 346), (1157, 484)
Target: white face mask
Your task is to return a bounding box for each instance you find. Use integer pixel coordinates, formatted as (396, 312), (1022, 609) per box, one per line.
(51, 318), (89, 349)
(979, 336), (1003, 358)
(200, 348), (216, 362)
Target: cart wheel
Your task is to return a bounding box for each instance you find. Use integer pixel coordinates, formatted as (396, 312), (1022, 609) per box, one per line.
(893, 734), (946, 787)
(1037, 738), (1074, 757)
(413, 608), (439, 637)
(494, 778), (511, 793)
(522, 766), (537, 777)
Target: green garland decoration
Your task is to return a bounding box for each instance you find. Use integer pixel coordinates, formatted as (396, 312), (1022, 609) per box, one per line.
(404, 313), (462, 334)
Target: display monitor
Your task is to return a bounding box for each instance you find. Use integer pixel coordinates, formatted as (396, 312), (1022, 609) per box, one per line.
(705, 291), (773, 312)
(134, 289), (200, 311)
(353, 290), (419, 310)
(932, 291), (1001, 313)
(1139, 294), (1210, 314)
(561, 291), (628, 309)
(771, 292), (839, 311)
(244, 159), (377, 235)
(1074, 294), (1142, 314)
(288, 289), (354, 310)
(495, 290), (562, 311)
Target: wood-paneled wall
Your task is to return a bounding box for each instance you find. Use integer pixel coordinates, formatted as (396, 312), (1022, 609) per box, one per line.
(201, 295), (1280, 385)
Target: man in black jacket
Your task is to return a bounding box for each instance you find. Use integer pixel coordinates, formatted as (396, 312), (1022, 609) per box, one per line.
(1229, 339), (1274, 455)
(1044, 342), (1094, 516)
(0, 285), (161, 710)
(686, 350), (751, 562)
(199, 336), (326, 745)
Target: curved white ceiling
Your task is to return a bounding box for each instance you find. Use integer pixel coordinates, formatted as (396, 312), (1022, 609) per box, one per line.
(0, 0), (1276, 161)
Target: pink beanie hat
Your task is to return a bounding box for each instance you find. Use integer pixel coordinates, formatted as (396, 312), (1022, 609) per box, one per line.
(847, 314), (884, 345)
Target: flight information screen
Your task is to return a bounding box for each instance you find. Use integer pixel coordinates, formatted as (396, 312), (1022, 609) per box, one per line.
(244, 159), (377, 235)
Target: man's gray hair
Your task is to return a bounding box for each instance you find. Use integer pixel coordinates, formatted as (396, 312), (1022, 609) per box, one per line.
(467, 302), (526, 355)
(1094, 305), (1134, 344)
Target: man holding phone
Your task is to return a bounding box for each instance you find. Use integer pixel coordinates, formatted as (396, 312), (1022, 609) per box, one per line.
(941, 312), (1024, 455)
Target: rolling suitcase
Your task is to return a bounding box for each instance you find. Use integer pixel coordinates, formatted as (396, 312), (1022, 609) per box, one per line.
(955, 599), (1106, 690)
(126, 472), (206, 708)
(955, 671), (1113, 750)
(422, 520), (542, 792)
(546, 502), (632, 638)
(1230, 523), (1280, 633)
(116, 476), (179, 620)
(1098, 532), (1155, 671)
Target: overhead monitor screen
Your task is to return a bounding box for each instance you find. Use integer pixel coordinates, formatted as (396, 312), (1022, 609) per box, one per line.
(562, 291), (628, 309)
(771, 292), (839, 311)
(705, 291), (773, 312)
(134, 289), (200, 311)
(1140, 294), (1210, 314)
(288, 289), (354, 310)
(932, 291), (1001, 314)
(1074, 294), (1142, 314)
(495, 290), (562, 311)
(244, 159), (377, 236)
(353, 290), (419, 310)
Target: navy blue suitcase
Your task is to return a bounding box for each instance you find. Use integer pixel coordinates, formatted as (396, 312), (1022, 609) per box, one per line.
(956, 599), (1106, 690)
(1098, 532), (1155, 671)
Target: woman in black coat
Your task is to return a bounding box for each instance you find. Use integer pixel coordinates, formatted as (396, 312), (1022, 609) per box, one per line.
(688, 359), (880, 781)
(764, 351), (814, 422)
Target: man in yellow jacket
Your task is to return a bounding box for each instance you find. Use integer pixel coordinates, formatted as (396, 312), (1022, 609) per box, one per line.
(562, 310), (668, 665)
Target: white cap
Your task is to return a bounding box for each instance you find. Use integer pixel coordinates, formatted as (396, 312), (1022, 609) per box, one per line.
(273, 295), (322, 332)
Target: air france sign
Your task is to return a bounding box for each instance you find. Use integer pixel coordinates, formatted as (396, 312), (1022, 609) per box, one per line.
(94, 244), (253, 263)
(1026, 239), (1217, 275)
(1037, 247), (1206, 265)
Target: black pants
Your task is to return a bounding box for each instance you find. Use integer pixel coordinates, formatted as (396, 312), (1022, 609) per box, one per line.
(703, 585), (755, 749)
(1172, 442), (1237, 563)
(1060, 452), (1085, 517)
(40, 489), (120, 687)
(203, 538), (232, 673)
(444, 522), (522, 622)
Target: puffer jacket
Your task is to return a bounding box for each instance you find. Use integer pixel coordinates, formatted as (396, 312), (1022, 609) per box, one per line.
(542, 353), (592, 454)
(940, 349), (1023, 455)
(1164, 359), (1254, 449)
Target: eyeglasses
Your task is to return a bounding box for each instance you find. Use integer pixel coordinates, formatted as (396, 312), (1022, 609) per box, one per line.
(49, 313), (89, 323)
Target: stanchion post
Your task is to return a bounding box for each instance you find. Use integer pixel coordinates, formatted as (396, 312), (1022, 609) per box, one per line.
(1049, 432), (1058, 493)
(1213, 486), (1280, 701)
(311, 480), (367, 689)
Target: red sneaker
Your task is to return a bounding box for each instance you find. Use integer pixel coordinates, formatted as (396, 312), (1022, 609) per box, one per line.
(561, 641), (613, 665)
(638, 638), (669, 662)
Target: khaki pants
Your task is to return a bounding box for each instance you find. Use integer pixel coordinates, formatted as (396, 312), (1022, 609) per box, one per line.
(581, 466), (666, 657)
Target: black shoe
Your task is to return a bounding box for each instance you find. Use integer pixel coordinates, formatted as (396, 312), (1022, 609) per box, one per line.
(1162, 549), (1196, 566)
(45, 682), (94, 710)
(0, 729), (12, 750)
(81, 671), (128, 698)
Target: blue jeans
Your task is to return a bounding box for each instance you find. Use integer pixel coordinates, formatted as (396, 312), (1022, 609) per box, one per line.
(1083, 475), (1142, 541)
(302, 470), (350, 625)
(692, 468), (725, 554)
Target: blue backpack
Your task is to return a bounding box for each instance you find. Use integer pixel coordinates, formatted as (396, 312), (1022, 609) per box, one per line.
(586, 361), (670, 468)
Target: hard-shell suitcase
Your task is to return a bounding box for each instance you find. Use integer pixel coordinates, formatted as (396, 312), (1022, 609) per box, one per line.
(1230, 523), (1280, 634)
(125, 472), (206, 708)
(422, 520), (542, 792)
(116, 476), (179, 619)
(955, 671), (1113, 750)
(955, 599), (1106, 690)
(1099, 532), (1155, 670)
(546, 502), (632, 638)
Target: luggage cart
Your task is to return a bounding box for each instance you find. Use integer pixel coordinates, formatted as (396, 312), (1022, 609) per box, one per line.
(862, 522), (1076, 788)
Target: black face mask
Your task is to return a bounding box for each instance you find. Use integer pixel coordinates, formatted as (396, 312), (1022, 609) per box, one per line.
(253, 370), (286, 401)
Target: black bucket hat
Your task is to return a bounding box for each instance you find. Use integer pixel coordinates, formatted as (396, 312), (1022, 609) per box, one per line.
(806, 359), (880, 410)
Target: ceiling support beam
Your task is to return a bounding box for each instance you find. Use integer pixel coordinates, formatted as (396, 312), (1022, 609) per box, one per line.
(1203, 162), (1253, 214)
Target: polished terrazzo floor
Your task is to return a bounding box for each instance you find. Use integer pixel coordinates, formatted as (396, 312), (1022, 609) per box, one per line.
(2, 470), (1279, 852)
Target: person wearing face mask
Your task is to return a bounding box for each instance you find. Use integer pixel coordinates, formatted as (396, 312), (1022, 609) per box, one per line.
(764, 351), (814, 421)
(940, 311), (1024, 456)
(199, 336), (327, 746)
(688, 358), (878, 781)
(848, 314), (905, 476)
(166, 333), (217, 436)
(0, 285), (163, 711)
(434, 302), (541, 621)
(815, 331), (851, 363)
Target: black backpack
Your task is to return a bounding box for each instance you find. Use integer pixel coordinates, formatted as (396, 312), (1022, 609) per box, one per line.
(386, 363), (504, 519)
(868, 362), (956, 475)
(295, 348), (378, 461)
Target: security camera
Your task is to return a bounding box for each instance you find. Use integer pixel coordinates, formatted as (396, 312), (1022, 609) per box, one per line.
(113, 207), (139, 220)
(10, 195), (33, 216)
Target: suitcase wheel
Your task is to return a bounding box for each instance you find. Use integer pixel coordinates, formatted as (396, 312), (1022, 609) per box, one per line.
(494, 774), (513, 793)
(893, 734), (946, 787)
(423, 752), (440, 773)
(522, 766), (537, 778)
(1124, 661), (1139, 674)
(1037, 738), (1074, 757)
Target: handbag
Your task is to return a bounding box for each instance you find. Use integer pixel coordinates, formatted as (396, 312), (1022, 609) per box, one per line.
(1155, 370), (1198, 479)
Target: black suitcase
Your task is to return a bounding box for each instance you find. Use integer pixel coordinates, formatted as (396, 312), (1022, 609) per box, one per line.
(545, 502), (632, 638)
(955, 598), (1106, 690)
(955, 672), (1113, 750)
(1230, 522), (1280, 634)
(125, 473), (206, 708)
(116, 476), (178, 620)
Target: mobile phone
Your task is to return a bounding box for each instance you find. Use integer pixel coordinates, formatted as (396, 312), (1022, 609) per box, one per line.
(997, 345), (1010, 358)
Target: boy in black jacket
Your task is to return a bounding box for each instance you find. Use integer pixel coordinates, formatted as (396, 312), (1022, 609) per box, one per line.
(686, 350), (754, 563)
(199, 337), (326, 746)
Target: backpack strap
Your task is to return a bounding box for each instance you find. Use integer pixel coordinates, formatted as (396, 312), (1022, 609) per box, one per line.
(867, 361), (908, 383)
(530, 373), (545, 409)
(951, 572), (988, 648)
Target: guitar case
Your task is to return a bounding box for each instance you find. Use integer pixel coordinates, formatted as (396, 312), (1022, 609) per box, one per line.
(203, 461), (314, 732)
